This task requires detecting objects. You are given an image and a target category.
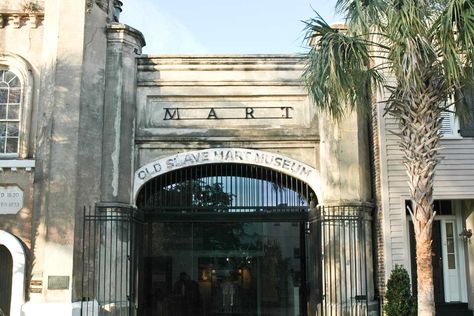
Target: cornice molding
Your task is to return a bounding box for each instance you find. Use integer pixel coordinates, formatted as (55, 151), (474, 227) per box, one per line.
(0, 12), (44, 29)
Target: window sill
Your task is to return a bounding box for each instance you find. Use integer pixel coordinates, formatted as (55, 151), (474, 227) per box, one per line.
(0, 159), (35, 170)
(440, 135), (463, 140)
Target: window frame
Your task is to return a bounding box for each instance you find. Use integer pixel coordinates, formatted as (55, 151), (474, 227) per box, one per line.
(0, 69), (23, 156)
(0, 54), (34, 159)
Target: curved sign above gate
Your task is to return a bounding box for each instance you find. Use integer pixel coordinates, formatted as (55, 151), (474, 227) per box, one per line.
(133, 148), (321, 203)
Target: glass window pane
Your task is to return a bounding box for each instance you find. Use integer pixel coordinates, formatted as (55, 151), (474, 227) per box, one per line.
(0, 104), (6, 119)
(446, 223), (453, 237)
(9, 88), (21, 103)
(0, 137), (5, 152)
(447, 239), (455, 253)
(448, 254), (456, 269)
(7, 123), (19, 136)
(144, 221), (304, 316)
(0, 70), (5, 81)
(9, 76), (20, 87)
(0, 88), (7, 103)
(5, 71), (20, 87)
(4, 71), (15, 83)
(7, 104), (19, 120)
(0, 123), (6, 137)
(439, 200), (453, 215)
(6, 137), (18, 153)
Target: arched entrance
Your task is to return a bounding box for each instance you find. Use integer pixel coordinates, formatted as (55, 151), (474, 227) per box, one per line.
(80, 149), (373, 315)
(136, 162), (317, 316)
(0, 230), (26, 316)
(0, 245), (13, 315)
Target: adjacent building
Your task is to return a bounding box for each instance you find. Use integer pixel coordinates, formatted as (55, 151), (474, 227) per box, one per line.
(376, 73), (474, 310)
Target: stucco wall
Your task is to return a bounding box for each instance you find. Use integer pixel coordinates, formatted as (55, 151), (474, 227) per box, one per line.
(134, 55), (372, 206)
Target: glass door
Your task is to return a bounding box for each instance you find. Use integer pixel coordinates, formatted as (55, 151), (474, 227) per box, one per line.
(141, 221), (307, 316)
(441, 220), (465, 302)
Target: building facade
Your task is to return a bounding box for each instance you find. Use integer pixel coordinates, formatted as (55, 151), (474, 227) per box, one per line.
(377, 75), (474, 311)
(0, 1), (472, 316)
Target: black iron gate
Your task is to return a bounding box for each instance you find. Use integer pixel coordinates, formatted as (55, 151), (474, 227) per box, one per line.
(80, 163), (374, 316)
(310, 204), (373, 316)
(81, 205), (143, 316)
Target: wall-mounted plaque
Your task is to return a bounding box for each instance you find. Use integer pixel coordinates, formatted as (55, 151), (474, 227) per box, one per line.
(0, 185), (24, 214)
(47, 276), (70, 290)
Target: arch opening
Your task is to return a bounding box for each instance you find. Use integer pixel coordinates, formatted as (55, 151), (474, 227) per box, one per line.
(137, 162), (317, 219)
(0, 230), (26, 316)
(135, 162), (317, 316)
(133, 148), (322, 204)
(0, 245), (13, 316)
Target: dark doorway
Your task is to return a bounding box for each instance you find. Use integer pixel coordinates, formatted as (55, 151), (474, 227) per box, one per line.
(0, 244), (13, 316)
(142, 221), (307, 316)
(136, 163), (314, 316)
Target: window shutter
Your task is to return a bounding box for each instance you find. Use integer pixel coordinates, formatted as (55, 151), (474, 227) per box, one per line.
(440, 111), (454, 135)
(460, 84), (474, 137)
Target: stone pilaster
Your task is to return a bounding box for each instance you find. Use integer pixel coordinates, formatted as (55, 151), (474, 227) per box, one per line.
(100, 23), (145, 204)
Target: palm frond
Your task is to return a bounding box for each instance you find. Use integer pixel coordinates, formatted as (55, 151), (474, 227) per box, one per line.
(303, 16), (384, 119)
(432, 0), (474, 89)
(336, 0), (387, 34)
(454, 76), (474, 123)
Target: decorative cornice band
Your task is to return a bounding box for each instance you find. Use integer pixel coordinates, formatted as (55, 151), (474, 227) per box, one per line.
(0, 12), (44, 29)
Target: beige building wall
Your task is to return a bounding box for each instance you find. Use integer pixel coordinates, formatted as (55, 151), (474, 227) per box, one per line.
(134, 55), (371, 206)
(0, 0), (144, 315)
(1, 2), (376, 315)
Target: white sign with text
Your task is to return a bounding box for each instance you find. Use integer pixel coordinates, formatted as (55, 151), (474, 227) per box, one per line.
(133, 148), (321, 202)
(0, 185), (24, 214)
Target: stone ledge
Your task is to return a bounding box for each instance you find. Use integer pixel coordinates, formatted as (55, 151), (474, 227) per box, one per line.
(0, 159), (35, 172)
(22, 301), (83, 316)
(0, 12), (44, 29)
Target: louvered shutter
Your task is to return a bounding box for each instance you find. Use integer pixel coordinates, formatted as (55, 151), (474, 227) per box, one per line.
(440, 111), (455, 135)
(460, 84), (474, 137)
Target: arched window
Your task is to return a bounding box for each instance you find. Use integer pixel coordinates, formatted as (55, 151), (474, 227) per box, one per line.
(0, 70), (22, 155)
(0, 53), (34, 160)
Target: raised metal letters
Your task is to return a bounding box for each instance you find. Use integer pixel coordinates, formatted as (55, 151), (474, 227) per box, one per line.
(162, 106), (293, 120)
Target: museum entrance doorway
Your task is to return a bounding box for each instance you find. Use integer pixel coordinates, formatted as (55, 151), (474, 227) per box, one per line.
(0, 244), (13, 316)
(136, 163), (315, 316)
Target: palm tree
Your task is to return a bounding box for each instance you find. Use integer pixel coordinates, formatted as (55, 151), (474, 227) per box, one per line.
(303, 1), (474, 315)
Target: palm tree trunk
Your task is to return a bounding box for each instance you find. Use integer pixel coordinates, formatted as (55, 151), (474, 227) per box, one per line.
(397, 87), (442, 316)
(415, 208), (435, 316)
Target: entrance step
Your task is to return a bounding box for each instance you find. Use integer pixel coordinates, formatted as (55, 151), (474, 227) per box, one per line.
(436, 303), (472, 316)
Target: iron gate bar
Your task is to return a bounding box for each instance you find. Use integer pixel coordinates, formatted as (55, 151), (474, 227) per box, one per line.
(81, 205), (143, 316)
(136, 162), (314, 316)
(143, 210), (309, 222)
(310, 204), (373, 316)
(81, 166), (374, 316)
(136, 163), (314, 211)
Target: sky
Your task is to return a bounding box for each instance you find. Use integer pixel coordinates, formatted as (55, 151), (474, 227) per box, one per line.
(120, 0), (341, 55)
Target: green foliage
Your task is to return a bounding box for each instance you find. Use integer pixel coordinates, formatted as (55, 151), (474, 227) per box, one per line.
(384, 265), (416, 316)
(303, 0), (474, 121)
(303, 2), (474, 314)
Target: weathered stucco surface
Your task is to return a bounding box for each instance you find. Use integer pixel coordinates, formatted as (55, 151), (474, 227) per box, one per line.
(1, 1), (375, 314)
(134, 55), (371, 205)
